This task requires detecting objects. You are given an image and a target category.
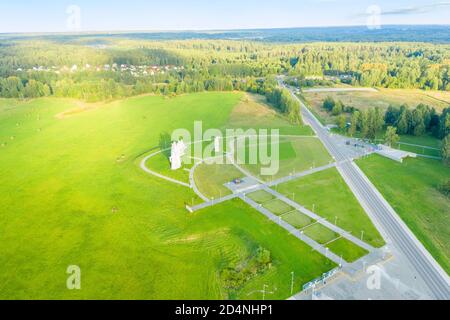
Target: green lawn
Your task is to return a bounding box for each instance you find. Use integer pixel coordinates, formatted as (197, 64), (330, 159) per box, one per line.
(246, 190), (274, 203)
(226, 93), (314, 136)
(327, 238), (369, 263)
(0, 92), (338, 299)
(224, 93), (331, 181)
(239, 136), (332, 181)
(144, 152), (191, 184)
(303, 224), (339, 245)
(194, 162), (244, 199)
(263, 199), (295, 216)
(357, 155), (450, 275)
(282, 211), (314, 229)
(276, 168), (385, 248)
(191, 199), (336, 299)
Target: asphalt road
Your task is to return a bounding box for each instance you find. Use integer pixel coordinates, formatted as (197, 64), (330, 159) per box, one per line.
(284, 83), (450, 300)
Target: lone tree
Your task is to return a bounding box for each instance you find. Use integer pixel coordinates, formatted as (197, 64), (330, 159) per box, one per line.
(442, 134), (450, 166)
(384, 126), (400, 147)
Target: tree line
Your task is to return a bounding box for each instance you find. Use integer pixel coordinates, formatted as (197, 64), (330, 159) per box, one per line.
(323, 96), (449, 140)
(322, 95), (450, 165)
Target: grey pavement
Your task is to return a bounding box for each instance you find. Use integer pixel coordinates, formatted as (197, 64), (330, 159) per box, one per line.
(302, 87), (378, 93)
(267, 162), (337, 187)
(190, 193), (240, 211)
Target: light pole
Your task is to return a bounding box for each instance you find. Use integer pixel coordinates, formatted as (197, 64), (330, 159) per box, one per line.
(312, 204), (315, 212)
(334, 216), (338, 226)
(262, 284), (268, 301)
(325, 247), (329, 259)
(361, 230), (365, 242)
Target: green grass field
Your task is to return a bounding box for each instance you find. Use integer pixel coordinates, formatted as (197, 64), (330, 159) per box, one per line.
(0, 92), (338, 299)
(238, 136), (332, 181)
(194, 161), (244, 199)
(246, 190), (275, 203)
(226, 93), (314, 136)
(0, 93), (334, 299)
(303, 224), (338, 245)
(282, 211), (314, 229)
(262, 199), (295, 216)
(357, 155), (450, 275)
(276, 168), (385, 248)
(327, 238), (369, 263)
(144, 152), (192, 184)
(303, 88), (450, 125)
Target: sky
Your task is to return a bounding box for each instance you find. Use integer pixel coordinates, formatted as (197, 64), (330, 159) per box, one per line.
(0, 0), (449, 33)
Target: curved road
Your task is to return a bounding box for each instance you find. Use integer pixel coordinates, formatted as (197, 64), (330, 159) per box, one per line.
(283, 82), (450, 300)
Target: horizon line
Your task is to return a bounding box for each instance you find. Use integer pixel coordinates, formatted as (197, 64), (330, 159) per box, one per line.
(1, 23), (449, 36)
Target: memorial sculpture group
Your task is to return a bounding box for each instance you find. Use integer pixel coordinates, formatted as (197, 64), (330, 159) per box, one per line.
(170, 139), (187, 170)
(170, 137), (220, 170)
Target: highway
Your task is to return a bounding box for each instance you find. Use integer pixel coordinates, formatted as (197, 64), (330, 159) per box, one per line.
(283, 82), (450, 300)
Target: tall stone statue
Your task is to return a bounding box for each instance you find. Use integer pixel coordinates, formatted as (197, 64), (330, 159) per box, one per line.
(170, 139), (187, 170)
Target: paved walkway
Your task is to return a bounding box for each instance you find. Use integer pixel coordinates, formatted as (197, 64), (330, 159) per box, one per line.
(191, 193), (240, 211)
(302, 87), (378, 93)
(140, 152), (191, 188)
(267, 162), (336, 187)
(189, 158), (212, 202)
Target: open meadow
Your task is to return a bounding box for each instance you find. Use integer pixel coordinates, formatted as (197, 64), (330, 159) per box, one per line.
(0, 92), (336, 299)
(357, 155), (450, 274)
(303, 88), (450, 125)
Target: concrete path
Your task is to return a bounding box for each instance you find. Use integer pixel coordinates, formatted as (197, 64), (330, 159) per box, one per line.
(188, 159), (210, 202)
(302, 87), (378, 93)
(140, 151), (191, 188)
(267, 162), (337, 187)
(190, 193), (240, 211)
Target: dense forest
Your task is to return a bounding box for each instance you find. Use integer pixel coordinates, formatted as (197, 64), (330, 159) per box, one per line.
(0, 37), (449, 123)
(324, 94), (450, 140)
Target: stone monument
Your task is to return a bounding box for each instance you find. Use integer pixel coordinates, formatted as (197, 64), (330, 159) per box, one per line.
(170, 139), (187, 170)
